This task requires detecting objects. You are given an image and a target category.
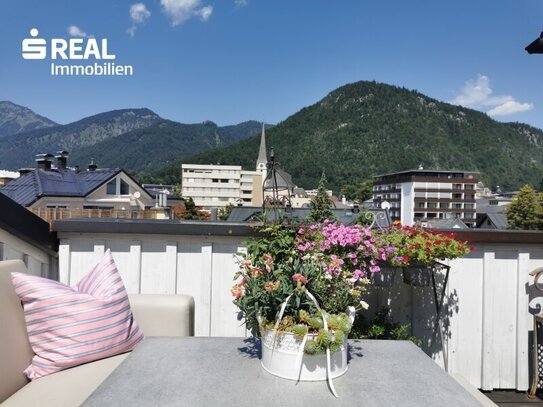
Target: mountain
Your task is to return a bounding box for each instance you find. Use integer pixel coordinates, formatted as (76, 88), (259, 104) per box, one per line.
(0, 101), (58, 139)
(0, 108), (161, 169)
(68, 120), (265, 173)
(153, 81), (543, 192)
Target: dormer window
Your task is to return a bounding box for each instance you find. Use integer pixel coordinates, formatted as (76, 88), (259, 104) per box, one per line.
(106, 177), (130, 196)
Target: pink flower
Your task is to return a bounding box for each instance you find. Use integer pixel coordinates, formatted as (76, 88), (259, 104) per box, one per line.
(249, 266), (263, 277)
(263, 254), (273, 264)
(231, 285), (244, 299)
(292, 273), (308, 284)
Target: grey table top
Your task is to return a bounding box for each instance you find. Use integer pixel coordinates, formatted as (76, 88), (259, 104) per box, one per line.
(83, 337), (483, 407)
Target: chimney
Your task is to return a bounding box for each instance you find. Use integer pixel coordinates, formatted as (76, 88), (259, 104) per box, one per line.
(55, 150), (69, 170)
(35, 153), (54, 171)
(18, 168), (33, 176)
(74, 165), (80, 173)
(88, 158), (97, 171)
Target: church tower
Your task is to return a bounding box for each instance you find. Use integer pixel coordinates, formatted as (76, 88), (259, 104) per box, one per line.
(256, 122), (267, 180)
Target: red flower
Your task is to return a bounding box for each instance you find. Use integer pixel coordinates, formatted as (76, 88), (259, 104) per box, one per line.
(402, 256), (410, 263)
(469, 246), (476, 252)
(292, 274), (308, 285)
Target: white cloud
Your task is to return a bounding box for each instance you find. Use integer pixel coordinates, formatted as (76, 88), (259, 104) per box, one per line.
(127, 3), (151, 37)
(487, 101), (534, 116)
(67, 25), (87, 38)
(450, 74), (533, 117)
(130, 3), (151, 23)
(160, 0), (213, 26)
(235, 0), (248, 7)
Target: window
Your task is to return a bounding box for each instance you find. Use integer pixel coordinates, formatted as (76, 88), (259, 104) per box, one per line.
(452, 193), (463, 199)
(439, 203), (449, 209)
(106, 180), (116, 195)
(417, 202), (425, 208)
(46, 204), (68, 209)
(427, 202), (437, 209)
(120, 180), (129, 195)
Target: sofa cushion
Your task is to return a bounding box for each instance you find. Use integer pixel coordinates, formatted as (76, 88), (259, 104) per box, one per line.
(0, 260), (35, 403)
(11, 249), (144, 380)
(1, 353), (128, 407)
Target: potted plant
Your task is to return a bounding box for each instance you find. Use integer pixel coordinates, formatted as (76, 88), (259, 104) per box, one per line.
(375, 223), (473, 286)
(232, 220), (395, 388)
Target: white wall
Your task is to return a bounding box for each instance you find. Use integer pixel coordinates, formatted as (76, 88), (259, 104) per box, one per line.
(57, 231), (543, 391)
(0, 228), (57, 278)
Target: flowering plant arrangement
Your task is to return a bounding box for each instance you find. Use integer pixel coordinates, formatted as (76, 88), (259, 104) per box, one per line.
(232, 220), (397, 354)
(373, 222), (473, 266)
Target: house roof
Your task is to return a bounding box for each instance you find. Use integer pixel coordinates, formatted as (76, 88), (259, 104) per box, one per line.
(0, 168), (120, 206)
(477, 212), (509, 230)
(227, 207), (390, 228)
(423, 219), (468, 229)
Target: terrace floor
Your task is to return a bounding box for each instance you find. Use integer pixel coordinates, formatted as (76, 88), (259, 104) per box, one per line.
(485, 391), (543, 407)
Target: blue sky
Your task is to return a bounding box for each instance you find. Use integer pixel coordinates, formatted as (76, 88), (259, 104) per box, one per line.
(1, 0), (542, 129)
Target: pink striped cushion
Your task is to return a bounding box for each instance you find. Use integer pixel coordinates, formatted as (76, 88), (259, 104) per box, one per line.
(11, 249), (144, 380)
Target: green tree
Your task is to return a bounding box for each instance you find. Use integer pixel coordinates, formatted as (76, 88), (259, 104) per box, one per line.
(506, 184), (543, 230)
(180, 197), (208, 220)
(219, 203), (234, 221)
(307, 172), (336, 223)
(341, 180), (373, 203)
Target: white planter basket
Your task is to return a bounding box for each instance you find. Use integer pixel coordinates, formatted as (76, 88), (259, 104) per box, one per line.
(260, 329), (348, 381)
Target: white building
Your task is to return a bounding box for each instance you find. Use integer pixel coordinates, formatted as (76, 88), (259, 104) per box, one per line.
(181, 124), (268, 209)
(373, 169), (478, 227)
(181, 164), (262, 208)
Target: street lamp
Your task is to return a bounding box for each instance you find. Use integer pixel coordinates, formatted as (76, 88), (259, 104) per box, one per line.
(262, 147), (292, 221)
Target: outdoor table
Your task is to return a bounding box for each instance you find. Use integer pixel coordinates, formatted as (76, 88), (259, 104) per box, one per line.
(83, 337), (483, 406)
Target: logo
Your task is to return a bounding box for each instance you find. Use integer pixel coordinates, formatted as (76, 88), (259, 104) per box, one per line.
(22, 29), (133, 76)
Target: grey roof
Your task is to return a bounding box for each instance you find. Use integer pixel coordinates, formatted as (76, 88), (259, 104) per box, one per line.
(227, 207), (390, 228)
(424, 219), (468, 229)
(264, 168), (296, 191)
(374, 169), (480, 178)
(0, 168), (119, 206)
(478, 213), (509, 229)
(475, 198), (511, 214)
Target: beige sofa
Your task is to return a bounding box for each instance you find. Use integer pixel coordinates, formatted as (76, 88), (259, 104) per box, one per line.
(0, 259), (195, 406)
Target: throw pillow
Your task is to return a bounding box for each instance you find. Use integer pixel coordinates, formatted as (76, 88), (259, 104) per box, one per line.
(11, 249), (144, 380)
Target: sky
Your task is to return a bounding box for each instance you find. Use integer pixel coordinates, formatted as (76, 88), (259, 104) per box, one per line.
(1, 0), (542, 129)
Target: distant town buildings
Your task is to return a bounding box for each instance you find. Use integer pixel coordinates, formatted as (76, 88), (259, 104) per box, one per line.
(372, 169), (478, 227)
(181, 123), (292, 209)
(0, 152), (163, 222)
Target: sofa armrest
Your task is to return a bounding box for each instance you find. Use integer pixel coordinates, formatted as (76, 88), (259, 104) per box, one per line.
(128, 294), (194, 337)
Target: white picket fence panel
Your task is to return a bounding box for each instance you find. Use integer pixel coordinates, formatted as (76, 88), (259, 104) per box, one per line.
(56, 231), (543, 391)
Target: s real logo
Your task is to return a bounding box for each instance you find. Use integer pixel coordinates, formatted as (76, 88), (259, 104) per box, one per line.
(22, 28), (133, 76)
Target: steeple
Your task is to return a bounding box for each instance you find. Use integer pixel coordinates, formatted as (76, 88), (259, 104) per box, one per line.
(256, 122), (267, 176)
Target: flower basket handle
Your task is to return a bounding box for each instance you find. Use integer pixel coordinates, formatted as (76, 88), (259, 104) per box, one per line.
(269, 289), (341, 398)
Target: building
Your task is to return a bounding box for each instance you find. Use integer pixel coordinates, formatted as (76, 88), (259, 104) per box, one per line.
(0, 152), (157, 221)
(0, 170), (19, 186)
(181, 123), (271, 209)
(181, 164), (262, 209)
(372, 169), (478, 227)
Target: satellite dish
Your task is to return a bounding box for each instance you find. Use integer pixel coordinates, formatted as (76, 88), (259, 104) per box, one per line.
(381, 201), (391, 210)
(133, 191), (141, 199)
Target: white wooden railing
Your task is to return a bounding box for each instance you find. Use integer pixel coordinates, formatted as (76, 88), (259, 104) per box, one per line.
(53, 220), (543, 392)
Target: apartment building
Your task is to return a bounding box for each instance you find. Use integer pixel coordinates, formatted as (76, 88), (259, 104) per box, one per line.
(181, 164), (263, 208)
(373, 169), (478, 227)
(181, 123), (268, 209)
